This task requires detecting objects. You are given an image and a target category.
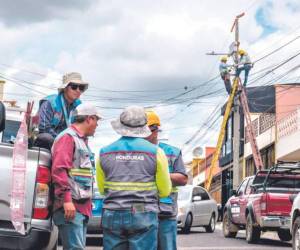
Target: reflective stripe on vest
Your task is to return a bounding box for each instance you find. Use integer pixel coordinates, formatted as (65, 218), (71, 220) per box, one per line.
(54, 127), (93, 200)
(104, 181), (157, 191)
(100, 137), (159, 212)
(40, 93), (81, 127)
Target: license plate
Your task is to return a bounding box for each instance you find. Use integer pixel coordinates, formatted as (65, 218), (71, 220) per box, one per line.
(231, 206), (240, 214)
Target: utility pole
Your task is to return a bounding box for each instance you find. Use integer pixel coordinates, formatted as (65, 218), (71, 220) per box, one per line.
(231, 13), (244, 190)
(0, 80), (5, 101)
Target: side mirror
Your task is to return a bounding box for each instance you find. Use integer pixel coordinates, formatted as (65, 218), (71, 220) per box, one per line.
(0, 101), (5, 132)
(192, 196), (202, 202)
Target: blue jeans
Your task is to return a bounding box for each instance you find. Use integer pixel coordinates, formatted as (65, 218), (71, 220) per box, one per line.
(102, 209), (158, 250)
(53, 209), (88, 250)
(236, 64), (252, 86)
(158, 218), (177, 250)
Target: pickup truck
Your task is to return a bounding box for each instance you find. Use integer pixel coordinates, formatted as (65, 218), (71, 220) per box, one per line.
(223, 162), (300, 244)
(0, 101), (58, 250)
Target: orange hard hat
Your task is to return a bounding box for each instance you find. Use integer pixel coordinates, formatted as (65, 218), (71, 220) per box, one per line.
(146, 110), (161, 126)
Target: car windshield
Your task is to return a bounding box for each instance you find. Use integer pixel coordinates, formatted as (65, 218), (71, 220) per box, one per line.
(178, 187), (191, 201)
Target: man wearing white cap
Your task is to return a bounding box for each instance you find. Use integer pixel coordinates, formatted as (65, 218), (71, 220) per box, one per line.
(96, 105), (171, 250)
(35, 72), (89, 149)
(52, 103), (102, 250)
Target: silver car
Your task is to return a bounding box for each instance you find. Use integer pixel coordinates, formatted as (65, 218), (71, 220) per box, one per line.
(177, 185), (218, 234)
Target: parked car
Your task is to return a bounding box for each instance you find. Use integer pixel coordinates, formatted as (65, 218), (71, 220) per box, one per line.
(0, 101), (58, 250)
(177, 185), (218, 234)
(290, 190), (300, 250)
(87, 184), (104, 234)
(223, 162), (300, 244)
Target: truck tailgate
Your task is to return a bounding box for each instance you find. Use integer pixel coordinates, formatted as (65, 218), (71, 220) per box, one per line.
(0, 144), (50, 224)
(266, 192), (293, 216)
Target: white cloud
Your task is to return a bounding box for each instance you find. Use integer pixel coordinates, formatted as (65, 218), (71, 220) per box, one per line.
(1, 0), (300, 153)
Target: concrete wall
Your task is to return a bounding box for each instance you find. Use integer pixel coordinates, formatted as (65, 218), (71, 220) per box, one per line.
(276, 85), (300, 121)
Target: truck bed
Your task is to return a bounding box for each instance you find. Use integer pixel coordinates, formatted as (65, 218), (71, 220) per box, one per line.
(0, 143), (51, 232)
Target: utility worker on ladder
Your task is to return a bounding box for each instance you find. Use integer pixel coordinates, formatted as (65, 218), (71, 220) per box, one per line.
(96, 106), (171, 250)
(219, 56), (232, 95)
(146, 110), (188, 250)
(236, 49), (252, 87)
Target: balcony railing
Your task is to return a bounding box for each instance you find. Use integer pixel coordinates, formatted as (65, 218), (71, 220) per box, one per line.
(278, 108), (300, 139)
(245, 114), (275, 143)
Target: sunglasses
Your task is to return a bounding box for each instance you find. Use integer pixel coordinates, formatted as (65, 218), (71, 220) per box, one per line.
(68, 83), (87, 92)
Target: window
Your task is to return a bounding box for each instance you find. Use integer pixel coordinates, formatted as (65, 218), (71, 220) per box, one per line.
(266, 176), (300, 189)
(193, 187), (210, 200)
(245, 157), (256, 177)
(1, 120), (20, 143)
(245, 177), (254, 195)
(199, 189), (210, 200)
(237, 179), (248, 195)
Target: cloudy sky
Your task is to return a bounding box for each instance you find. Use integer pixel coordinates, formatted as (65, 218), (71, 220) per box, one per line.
(1, 0), (300, 160)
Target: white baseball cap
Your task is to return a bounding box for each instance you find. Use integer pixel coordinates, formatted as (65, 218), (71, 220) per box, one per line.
(73, 103), (103, 120)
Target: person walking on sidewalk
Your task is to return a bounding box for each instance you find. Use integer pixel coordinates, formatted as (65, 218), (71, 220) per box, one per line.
(52, 103), (102, 250)
(146, 110), (188, 250)
(96, 106), (171, 250)
(36, 72), (89, 149)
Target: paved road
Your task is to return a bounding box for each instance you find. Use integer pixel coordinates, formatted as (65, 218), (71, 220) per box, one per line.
(58, 223), (292, 250)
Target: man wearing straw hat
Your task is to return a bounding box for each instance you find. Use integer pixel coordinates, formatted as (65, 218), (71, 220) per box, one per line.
(96, 105), (171, 250)
(35, 72), (88, 149)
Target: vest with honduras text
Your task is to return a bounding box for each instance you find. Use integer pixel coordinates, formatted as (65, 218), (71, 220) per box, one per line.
(158, 142), (181, 218)
(100, 137), (160, 212)
(53, 127), (93, 201)
(40, 93), (81, 128)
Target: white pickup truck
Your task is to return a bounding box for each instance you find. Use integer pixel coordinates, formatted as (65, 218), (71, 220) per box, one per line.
(0, 101), (58, 250)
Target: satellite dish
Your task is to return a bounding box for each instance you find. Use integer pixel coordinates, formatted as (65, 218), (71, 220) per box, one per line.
(192, 146), (203, 158)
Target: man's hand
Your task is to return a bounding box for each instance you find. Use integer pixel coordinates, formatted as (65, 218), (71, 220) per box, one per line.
(170, 173), (188, 186)
(63, 202), (76, 220)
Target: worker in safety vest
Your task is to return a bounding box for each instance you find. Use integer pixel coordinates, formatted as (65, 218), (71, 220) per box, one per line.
(146, 110), (188, 250)
(96, 106), (171, 250)
(219, 56), (232, 95)
(35, 72), (88, 149)
(236, 49), (252, 87)
(52, 103), (102, 250)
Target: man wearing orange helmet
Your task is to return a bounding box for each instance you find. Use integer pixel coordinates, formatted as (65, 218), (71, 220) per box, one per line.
(146, 110), (188, 250)
(236, 49), (252, 86)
